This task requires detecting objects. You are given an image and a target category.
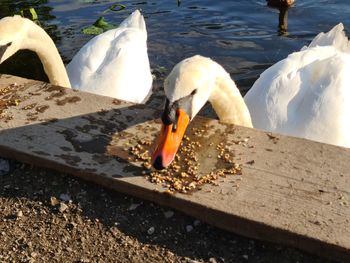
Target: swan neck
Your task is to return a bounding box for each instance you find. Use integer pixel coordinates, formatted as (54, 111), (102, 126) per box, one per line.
(24, 22), (71, 88)
(209, 73), (253, 128)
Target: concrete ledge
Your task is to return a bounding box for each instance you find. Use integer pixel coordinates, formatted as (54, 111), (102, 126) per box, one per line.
(0, 74), (349, 261)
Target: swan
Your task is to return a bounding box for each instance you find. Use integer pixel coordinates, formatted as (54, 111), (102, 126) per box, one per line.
(151, 55), (253, 170)
(0, 10), (152, 103)
(152, 23), (350, 169)
(245, 23), (350, 148)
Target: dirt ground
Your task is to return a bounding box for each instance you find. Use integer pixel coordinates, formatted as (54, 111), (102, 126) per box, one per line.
(0, 160), (330, 263)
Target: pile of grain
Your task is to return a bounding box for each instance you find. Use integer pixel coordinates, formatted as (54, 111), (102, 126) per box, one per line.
(129, 126), (242, 194)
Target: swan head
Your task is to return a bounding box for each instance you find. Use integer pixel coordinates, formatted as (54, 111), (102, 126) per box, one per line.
(0, 16), (29, 64)
(152, 55), (218, 170)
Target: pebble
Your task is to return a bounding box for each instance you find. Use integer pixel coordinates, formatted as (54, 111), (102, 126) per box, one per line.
(0, 158), (10, 176)
(164, 210), (174, 219)
(147, 226), (155, 235)
(193, 219), (200, 226)
(34, 190), (44, 196)
(59, 193), (71, 202)
(50, 197), (59, 206)
(186, 259), (201, 263)
(186, 225), (194, 232)
(242, 254), (249, 260)
(128, 203), (141, 211)
(59, 202), (68, 213)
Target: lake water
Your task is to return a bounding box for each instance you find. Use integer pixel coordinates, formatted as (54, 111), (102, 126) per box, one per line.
(1, 0), (350, 94)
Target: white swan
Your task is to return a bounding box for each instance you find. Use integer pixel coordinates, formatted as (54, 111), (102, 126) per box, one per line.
(152, 23), (350, 169)
(66, 10), (152, 103)
(0, 10), (152, 103)
(245, 23), (350, 148)
(151, 55), (253, 169)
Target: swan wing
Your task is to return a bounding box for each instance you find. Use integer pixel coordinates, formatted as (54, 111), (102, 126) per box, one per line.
(303, 23), (350, 52)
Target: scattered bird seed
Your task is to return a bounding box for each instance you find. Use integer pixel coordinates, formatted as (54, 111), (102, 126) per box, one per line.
(50, 196), (59, 206)
(16, 210), (23, 218)
(59, 202), (68, 213)
(128, 124), (243, 194)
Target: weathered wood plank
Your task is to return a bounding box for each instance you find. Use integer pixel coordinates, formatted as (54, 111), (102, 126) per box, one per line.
(0, 74), (349, 261)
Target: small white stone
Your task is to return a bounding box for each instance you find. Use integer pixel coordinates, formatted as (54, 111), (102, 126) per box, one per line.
(164, 210), (174, 219)
(147, 226), (155, 235)
(186, 225), (193, 232)
(242, 254), (249, 260)
(128, 203), (141, 211)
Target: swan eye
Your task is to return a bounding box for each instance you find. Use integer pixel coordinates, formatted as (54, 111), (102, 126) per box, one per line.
(191, 89), (197, 95)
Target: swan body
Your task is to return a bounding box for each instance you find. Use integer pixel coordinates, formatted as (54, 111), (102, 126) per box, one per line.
(245, 23), (350, 147)
(66, 10), (152, 103)
(0, 10), (152, 103)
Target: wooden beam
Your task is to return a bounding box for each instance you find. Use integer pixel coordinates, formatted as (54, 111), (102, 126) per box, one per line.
(0, 74), (349, 260)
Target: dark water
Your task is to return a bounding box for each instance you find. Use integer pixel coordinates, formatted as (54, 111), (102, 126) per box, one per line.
(1, 0), (350, 93)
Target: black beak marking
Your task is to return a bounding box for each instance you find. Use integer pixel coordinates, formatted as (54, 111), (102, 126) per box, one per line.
(161, 90), (196, 128)
(153, 155), (164, 170)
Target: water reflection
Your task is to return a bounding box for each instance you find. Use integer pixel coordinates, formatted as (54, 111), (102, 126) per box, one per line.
(266, 1), (292, 36)
(278, 7), (289, 36)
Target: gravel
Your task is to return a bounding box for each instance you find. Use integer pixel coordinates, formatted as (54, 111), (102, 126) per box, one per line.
(0, 161), (328, 262)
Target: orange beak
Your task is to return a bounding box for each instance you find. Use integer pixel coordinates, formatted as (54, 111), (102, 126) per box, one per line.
(152, 109), (190, 170)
